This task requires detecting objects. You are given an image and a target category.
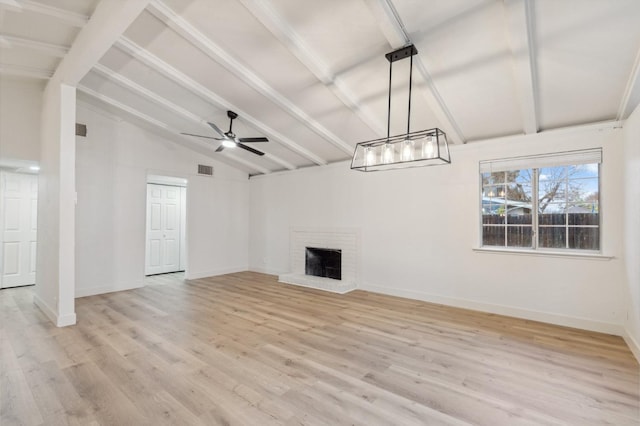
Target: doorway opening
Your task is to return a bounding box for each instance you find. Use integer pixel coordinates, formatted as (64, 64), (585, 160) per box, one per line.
(145, 175), (187, 276)
(0, 170), (38, 289)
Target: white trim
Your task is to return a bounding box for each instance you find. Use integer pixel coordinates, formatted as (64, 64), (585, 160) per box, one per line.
(465, 119), (622, 145)
(33, 293), (76, 327)
(622, 328), (640, 364)
(279, 276), (355, 294)
(360, 283), (623, 336)
(185, 266), (248, 280)
(75, 280), (144, 298)
(473, 247), (613, 260)
(0, 62), (52, 79)
(15, 0), (88, 27)
(617, 41), (640, 120)
(479, 148), (602, 173)
(0, 34), (69, 57)
(248, 266), (283, 276)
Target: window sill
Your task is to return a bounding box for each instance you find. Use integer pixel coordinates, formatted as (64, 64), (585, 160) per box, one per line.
(472, 247), (614, 260)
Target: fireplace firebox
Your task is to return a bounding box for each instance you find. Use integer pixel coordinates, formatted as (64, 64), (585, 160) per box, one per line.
(305, 247), (342, 280)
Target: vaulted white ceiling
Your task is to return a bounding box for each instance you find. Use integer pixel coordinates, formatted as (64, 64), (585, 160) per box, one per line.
(2, 0), (640, 175)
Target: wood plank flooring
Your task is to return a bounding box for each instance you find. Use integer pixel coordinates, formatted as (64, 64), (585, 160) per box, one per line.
(1, 271), (638, 425)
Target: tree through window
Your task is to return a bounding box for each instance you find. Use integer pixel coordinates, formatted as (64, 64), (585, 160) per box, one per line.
(480, 150), (601, 251)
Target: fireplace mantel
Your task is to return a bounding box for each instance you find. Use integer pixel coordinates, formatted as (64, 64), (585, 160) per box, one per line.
(278, 227), (359, 293)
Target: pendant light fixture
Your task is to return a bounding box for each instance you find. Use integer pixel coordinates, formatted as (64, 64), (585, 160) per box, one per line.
(351, 45), (451, 171)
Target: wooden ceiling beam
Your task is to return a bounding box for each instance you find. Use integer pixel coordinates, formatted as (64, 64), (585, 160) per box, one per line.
(10, 0), (88, 27)
(0, 33), (69, 57)
(618, 46), (640, 120)
(92, 63), (296, 171)
(363, 0), (466, 144)
(49, 0), (150, 88)
(148, 0), (353, 155)
(77, 84), (273, 175)
(0, 62), (52, 79)
(237, 0), (385, 136)
(115, 36), (328, 166)
(504, 0), (539, 134)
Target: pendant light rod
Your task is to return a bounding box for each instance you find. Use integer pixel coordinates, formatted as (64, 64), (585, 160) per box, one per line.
(387, 59), (393, 140)
(407, 51), (413, 135)
(384, 44), (418, 139)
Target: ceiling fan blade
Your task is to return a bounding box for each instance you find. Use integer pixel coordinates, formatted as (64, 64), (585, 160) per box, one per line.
(181, 132), (223, 140)
(238, 137), (269, 143)
(237, 143), (265, 156)
(215, 144), (225, 152)
(207, 121), (226, 137)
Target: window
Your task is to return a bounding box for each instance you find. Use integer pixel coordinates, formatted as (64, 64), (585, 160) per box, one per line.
(480, 149), (601, 251)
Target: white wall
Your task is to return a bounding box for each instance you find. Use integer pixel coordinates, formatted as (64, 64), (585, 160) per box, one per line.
(623, 105), (640, 359)
(75, 103), (249, 297)
(0, 76), (43, 162)
(250, 125), (626, 334)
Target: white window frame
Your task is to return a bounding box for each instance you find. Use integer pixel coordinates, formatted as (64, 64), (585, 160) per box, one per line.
(478, 149), (602, 254)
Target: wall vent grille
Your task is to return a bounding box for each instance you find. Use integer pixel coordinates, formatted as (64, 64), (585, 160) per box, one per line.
(198, 164), (213, 176)
(76, 123), (87, 137)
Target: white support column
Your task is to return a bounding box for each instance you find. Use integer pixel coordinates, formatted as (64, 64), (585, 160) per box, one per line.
(34, 82), (77, 327)
(32, 0), (151, 327)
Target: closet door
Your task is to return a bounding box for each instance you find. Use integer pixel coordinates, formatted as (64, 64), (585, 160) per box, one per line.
(145, 184), (181, 275)
(1, 172), (38, 288)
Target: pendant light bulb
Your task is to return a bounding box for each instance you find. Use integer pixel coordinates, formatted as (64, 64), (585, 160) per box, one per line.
(382, 142), (394, 164)
(401, 138), (415, 161)
(364, 146), (376, 166)
(422, 136), (436, 159)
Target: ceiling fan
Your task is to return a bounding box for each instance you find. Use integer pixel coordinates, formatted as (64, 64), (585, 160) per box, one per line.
(181, 110), (268, 156)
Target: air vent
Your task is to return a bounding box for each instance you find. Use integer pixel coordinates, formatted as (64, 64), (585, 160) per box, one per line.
(198, 164), (213, 176)
(76, 123), (87, 137)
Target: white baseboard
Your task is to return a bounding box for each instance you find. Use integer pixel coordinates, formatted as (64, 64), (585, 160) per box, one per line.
(361, 284), (623, 336)
(623, 328), (640, 364)
(75, 280), (144, 298)
(186, 266), (247, 280)
(33, 294), (76, 327)
(248, 266), (283, 276)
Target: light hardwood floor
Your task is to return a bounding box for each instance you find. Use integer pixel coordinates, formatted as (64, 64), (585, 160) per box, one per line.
(1, 272), (638, 425)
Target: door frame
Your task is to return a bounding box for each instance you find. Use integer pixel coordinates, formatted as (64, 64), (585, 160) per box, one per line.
(145, 174), (188, 276)
(0, 170), (38, 288)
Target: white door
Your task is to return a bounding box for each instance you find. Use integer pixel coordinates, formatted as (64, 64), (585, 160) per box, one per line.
(145, 184), (182, 275)
(0, 171), (38, 288)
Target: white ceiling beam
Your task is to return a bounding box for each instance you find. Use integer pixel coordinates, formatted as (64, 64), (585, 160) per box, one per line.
(49, 0), (150, 88)
(504, 0), (539, 134)
(363, 0), (466, 144)
(617, 46), (640, 120)
(0, 33), (69, 57)
(148, 0), (353, 155)
(0, 0), (21, 12)
(237, 0), (385, 136)
(0, 62), (52, 79)
(11, 0), (88, 27)
(91, 64), (296, 171)
(115, 36), (328, 166)
(77, 84), (272, 175)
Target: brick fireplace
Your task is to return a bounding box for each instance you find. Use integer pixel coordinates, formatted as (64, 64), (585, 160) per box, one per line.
(278, 227), (359, 293)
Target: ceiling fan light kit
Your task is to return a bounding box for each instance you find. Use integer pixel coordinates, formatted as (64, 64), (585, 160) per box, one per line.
(351, 44), (451, 172)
